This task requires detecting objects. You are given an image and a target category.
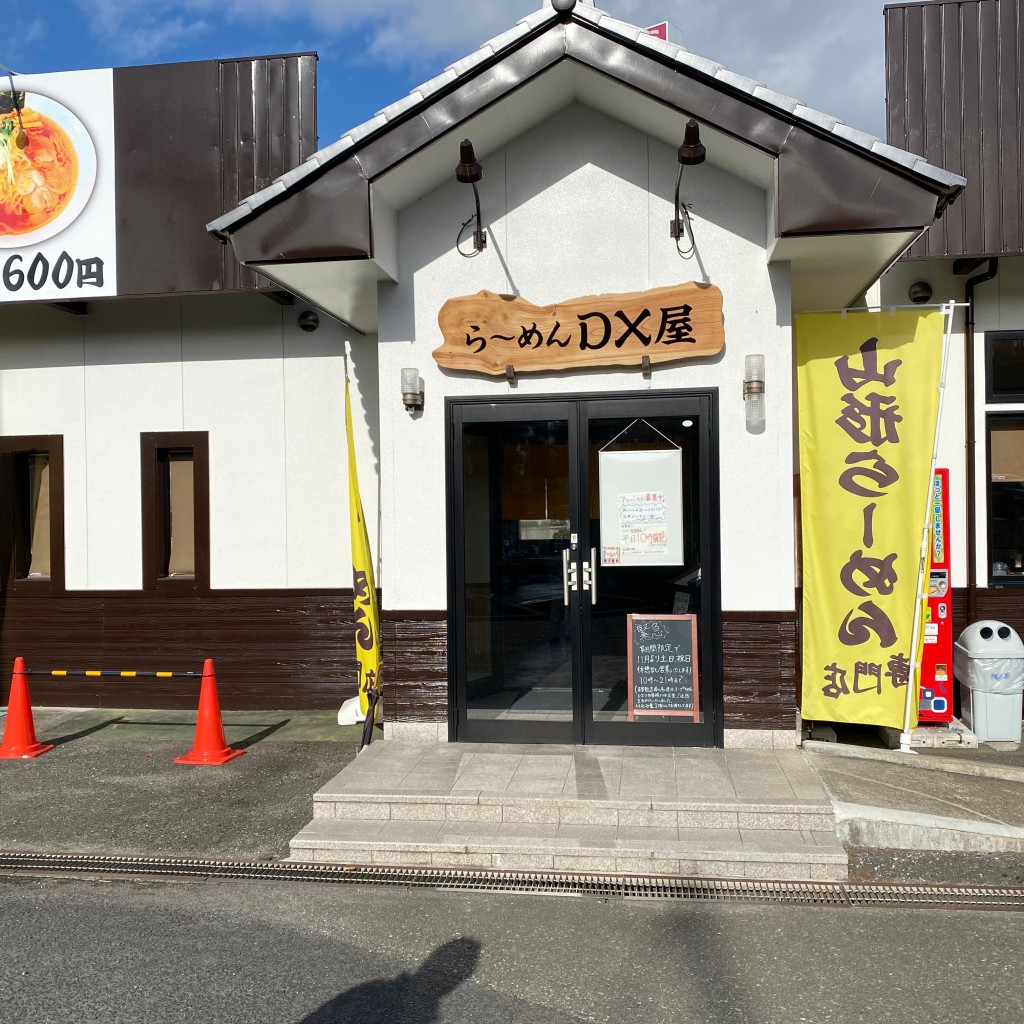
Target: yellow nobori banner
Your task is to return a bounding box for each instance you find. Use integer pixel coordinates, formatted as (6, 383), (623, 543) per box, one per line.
(797, 310), (944, 728)
(346, 377), (382, 719)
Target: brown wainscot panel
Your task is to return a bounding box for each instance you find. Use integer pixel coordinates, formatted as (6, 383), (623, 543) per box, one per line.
(955, 588), (1024, 638)
(382, 612), (448, 723)
(721, 612), (799, 731)
(0, 592), (359, 710)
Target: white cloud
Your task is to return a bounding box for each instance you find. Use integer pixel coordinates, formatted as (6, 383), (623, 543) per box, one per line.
(201, 0), (527, 66)
(23, 18), (48, 46)
(222, 0), (889, 133)
(77, 1), (213, 59)
(614, 0), (886, 134)
(76, 1), (889, 134)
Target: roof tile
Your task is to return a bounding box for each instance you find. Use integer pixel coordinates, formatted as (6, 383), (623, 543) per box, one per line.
(869, 140), (920, 170)
(714, 68), (764, 95)
(679, 51), (724, 78)
(792, 104), (839, 131)
(376, 90), (425, 121)
(345, 114), (388, 145)
(208, 6), (963, 234)
(445, 47), (494, 77)
(415, 68), (460, 101)
(753, 86), (801, 113)
(911, 158), (965, 188)
(632, 32), (680, 60)
(482, 22), (533, 54)
(245, 180), (287, 208)
(832, 121), (882, 151)
(594, 16), (643, 42)
(516, 7), (556, 31)
(279, 163), (317, 191)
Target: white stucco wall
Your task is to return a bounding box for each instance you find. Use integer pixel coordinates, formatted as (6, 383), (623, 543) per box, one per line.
(878, 256), (1024, 590)
(875, 262), (969, 589)
(0, 294), (377, 590)
(377, 104), (795, 612)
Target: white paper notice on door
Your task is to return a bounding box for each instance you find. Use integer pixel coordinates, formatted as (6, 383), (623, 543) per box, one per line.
(598, 449), (683, 566)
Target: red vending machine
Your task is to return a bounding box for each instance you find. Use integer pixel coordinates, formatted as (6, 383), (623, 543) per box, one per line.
(919, 469), (954, 722)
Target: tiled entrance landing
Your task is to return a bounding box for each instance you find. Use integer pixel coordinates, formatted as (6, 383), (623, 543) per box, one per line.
(290, 742), (848, 881)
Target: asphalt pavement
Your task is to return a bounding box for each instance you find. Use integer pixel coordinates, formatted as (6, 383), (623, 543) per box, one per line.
(1, 704), (1023, 884)
(0, 706), (364, 860)
(3, 875), (1024, 1024)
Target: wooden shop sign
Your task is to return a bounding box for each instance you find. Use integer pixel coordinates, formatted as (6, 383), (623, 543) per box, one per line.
(432, 281), (724, 376)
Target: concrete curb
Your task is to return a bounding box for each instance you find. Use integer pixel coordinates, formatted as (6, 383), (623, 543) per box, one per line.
(833, 800), (1024, 853)
(801, 740), (1024, 783)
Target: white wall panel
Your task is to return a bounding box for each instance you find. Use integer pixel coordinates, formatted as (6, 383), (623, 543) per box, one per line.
(181, 298), (288, 589)
(1, 295), (376, 592)
(879, 261), (969, 587)
(82, 300), (186, 588)
(281, 318), (376, 588)
(378, 103), (794, 612)
(0, 305), (90, 587)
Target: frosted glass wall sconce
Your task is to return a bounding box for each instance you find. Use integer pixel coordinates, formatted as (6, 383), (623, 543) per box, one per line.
(401, 368), (424, 411)
(743, 354), (765, 432)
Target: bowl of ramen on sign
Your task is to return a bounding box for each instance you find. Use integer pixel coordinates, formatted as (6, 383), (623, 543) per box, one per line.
(0, 90), (97, 248)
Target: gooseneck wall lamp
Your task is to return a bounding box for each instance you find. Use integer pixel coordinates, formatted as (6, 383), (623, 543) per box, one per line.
(455, 139), (487, 255)
(670, 118), (706, 255)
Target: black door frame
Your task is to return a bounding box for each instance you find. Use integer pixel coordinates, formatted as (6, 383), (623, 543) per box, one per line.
(445, 388), (723, 747)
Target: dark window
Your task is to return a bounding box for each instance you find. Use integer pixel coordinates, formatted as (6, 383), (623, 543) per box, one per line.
(986, 332), (1024, 403)
(987, 415), (1024, 585)
(141, 432), (209, 590)
(0, 436), (65, 593)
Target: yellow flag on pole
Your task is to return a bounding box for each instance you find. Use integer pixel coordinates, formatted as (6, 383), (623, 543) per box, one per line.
(346, 377), (382, 719)
(797, 310), (944, 729)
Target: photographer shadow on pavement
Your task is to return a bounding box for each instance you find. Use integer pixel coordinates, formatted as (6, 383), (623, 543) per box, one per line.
(299, 936), (482, 1024)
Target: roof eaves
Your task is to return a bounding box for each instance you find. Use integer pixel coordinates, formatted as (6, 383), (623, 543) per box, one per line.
(589, 10), (964, 197)
(208, 3), (964, 239)
(208, 10), (559, 239)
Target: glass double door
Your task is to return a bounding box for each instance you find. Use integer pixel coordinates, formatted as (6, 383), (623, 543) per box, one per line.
(449, 391), (720, 746)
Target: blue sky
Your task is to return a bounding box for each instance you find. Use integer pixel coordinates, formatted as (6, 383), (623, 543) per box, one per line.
(8, 1), (893, 148)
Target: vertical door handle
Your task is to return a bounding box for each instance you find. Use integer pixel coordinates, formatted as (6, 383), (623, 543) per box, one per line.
(582, 549), (598, 605)
(562, 548), (578, 605)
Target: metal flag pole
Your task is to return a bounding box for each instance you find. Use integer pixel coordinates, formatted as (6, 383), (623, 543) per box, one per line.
(900, 301), (957, 753)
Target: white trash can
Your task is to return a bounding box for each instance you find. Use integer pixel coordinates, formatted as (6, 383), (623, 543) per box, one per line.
(954, 621), (1024, 743)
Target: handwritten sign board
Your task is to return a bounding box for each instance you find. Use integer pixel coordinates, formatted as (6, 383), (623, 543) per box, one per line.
(627, 614), (700, 721)
(433, 282), (724, 376)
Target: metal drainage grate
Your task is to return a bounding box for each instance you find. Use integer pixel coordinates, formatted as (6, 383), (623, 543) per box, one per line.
(846, 883), (1024, 909)
(1, 853), (1022, 910)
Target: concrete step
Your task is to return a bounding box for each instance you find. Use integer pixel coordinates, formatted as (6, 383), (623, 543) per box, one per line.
(311, 791), (837, 834)
(290, 742), (848, 880)
(289, 815), (848, 880)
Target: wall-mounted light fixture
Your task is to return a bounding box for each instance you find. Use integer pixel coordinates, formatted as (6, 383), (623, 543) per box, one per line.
(743, 354), (765, 432)
(908, 280), (933, 304)
(670, 118), (706, 254)
(455, 139), (486, 255)
(297, 310), (319, 332)
(401, 368), (424, 411)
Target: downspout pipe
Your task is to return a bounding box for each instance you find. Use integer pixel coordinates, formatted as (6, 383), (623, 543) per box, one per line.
(964, 258), (999, 622)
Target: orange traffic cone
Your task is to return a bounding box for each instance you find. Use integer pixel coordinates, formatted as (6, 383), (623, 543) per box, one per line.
(0, 657), (54, 760)
(174, 659), (244, 766)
